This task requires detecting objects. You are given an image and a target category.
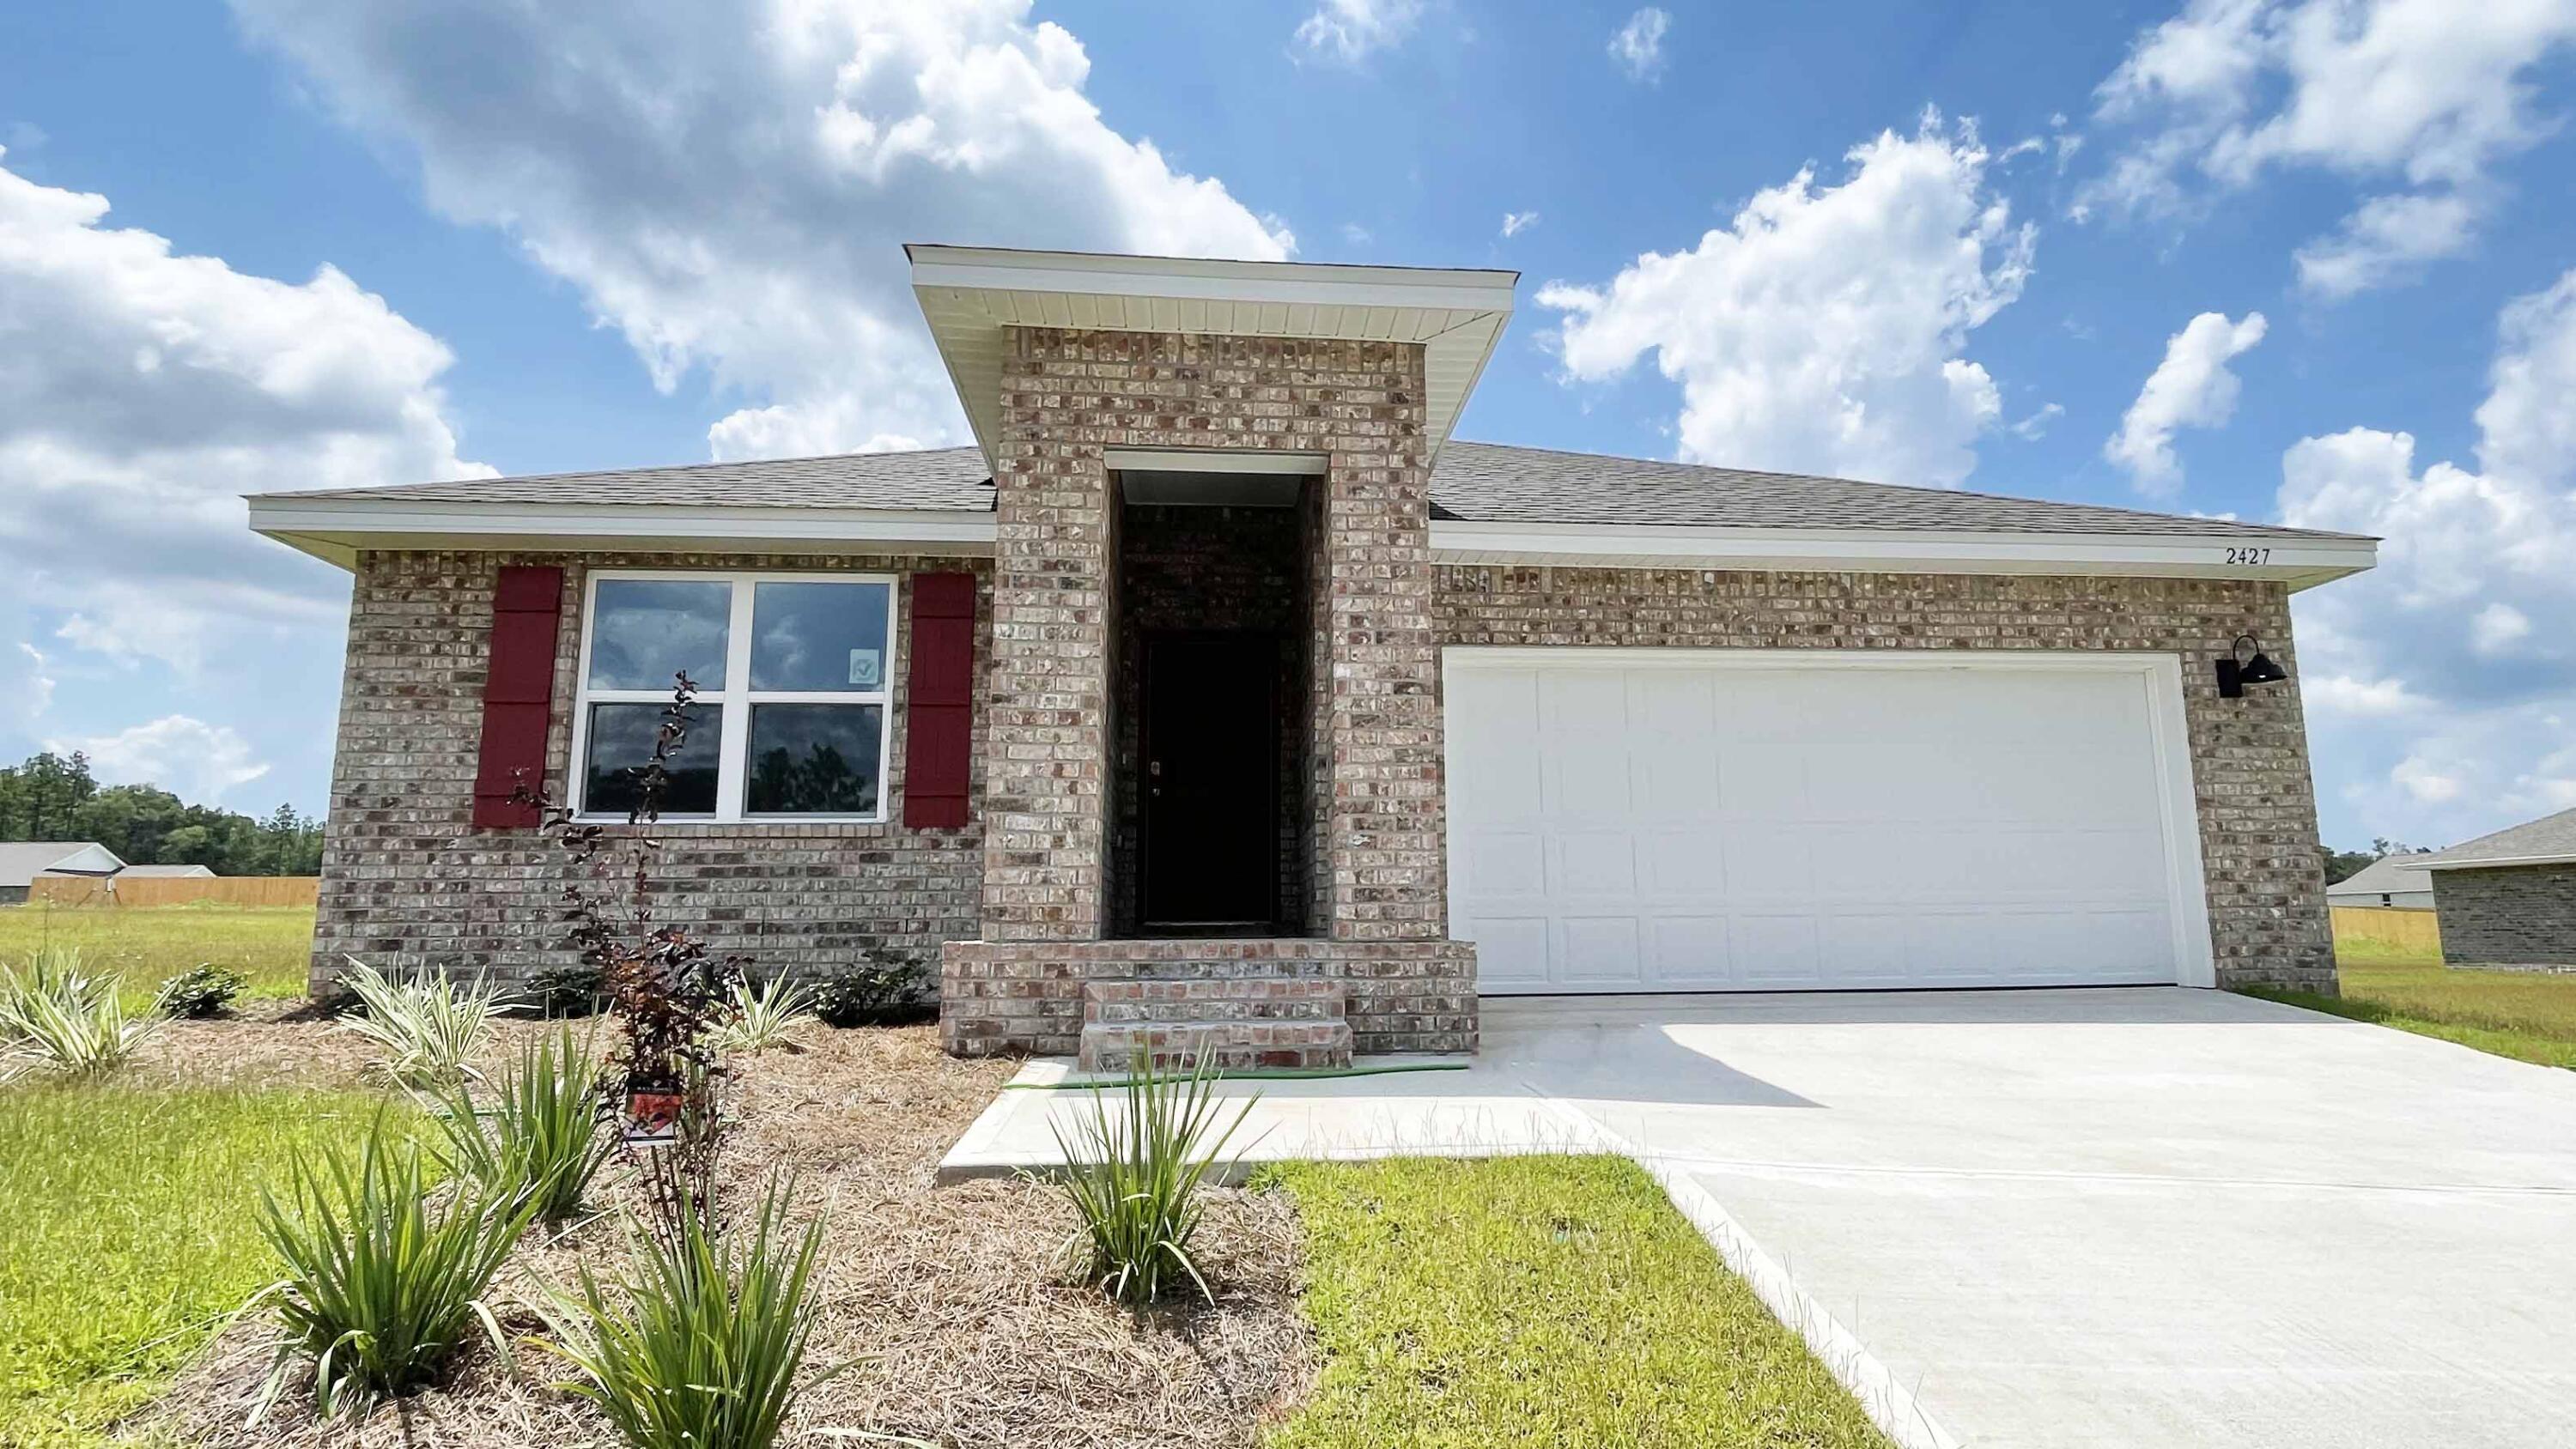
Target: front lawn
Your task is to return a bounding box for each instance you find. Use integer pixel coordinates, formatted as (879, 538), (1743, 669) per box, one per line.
(0, 1084), (392, 1447)
(1263, 1155), (1893, 1448)
(0, 904), (313, 1003)
(2237, 944), (2576, 1070)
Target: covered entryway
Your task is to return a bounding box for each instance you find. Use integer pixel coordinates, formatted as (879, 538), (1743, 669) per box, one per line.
(1443, 649), (2213, 993)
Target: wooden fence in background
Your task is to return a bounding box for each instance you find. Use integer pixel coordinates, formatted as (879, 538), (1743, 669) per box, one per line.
(2329, 904), (2442, 958)
(26, 876), (320, 909)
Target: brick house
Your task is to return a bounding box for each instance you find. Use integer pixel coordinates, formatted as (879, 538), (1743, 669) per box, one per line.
(2417, 807), (2576, 971)
(249, 246), (2379, 1068)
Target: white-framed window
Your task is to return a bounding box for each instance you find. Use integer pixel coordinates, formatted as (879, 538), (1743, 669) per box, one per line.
(568, 569), (899, 824)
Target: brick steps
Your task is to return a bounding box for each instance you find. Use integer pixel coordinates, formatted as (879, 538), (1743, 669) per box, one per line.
(1077, 976), (1353, 1070)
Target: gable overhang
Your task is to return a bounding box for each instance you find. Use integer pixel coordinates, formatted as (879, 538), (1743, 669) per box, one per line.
(1428, 518), (2379, 591)
(907, 245), (1516, 472)
(246, 496), (997, 569)
(2422, 852), (2576, 872)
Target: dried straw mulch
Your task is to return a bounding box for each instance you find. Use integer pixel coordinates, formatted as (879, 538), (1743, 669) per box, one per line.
(130, 1020), (1315, 1448)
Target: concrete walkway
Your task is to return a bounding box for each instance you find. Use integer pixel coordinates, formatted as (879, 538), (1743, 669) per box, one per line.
(941, 987), (2576, 1449)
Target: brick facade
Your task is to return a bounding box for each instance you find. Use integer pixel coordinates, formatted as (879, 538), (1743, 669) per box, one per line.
(2434, 864), (2576, 970)
(308, 549), (987, 992)
(1433, 566), (2337, 993)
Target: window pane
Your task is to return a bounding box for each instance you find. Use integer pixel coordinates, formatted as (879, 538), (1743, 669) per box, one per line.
(588, 579), (731, 690)
(750, 581), (890, 692)
(582, 703), (722, 815)
(745, 704), (883, 815)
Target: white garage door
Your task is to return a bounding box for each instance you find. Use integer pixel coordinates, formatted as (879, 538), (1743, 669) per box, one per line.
(1443, 650), (2212, 994)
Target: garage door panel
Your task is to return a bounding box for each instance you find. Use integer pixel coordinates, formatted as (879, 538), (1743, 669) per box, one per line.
(1449, 652), (2205, 995)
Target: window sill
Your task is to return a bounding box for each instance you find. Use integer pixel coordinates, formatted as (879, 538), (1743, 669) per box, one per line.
(569, 814), (892, 828)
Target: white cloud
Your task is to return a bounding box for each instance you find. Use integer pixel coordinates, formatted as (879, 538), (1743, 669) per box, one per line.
(47, 714), (271, 802)
(1536, 113), (2033, 488)
(2105, 309), (2267, 493)
(1500, 209), (1540, 238)
(231, 0), (1292, 461)
(2010, 402), (2065, 440)
(2293, 190), (2479, 298)
(1294, 0), (1424, 63)
(2085, 0), (2576, 295)
(0, 150), (479, 696)
(1340, 221), (1374, 246)
(1609, 8), (1670, 81)
(4, 643), (53, 725)
(2282, 266), (2576, 844)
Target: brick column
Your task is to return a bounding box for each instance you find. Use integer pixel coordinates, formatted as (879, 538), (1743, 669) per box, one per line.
(979, 347), (1115, 941)
(1316, 443), (1449, 941)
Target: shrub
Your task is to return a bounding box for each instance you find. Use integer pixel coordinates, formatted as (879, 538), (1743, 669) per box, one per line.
(154, 963), (246, 1019)
(522, 964), (611, 1019)
(808, 953), (933, 1029)
(331, 957), (517, 1087)
(707, 977), (811, 1055)
(0, 947), (161, 1081)
(1052, 1051), (1257, 1307)
(539, 1177), (829, 1449)
(250, 1119), (535, 1422)
(419, 1025), (613, 1223)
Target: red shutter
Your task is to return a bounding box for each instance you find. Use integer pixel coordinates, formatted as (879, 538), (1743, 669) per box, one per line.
(471, 565), (563, 828)
(902, 572), (976, 828)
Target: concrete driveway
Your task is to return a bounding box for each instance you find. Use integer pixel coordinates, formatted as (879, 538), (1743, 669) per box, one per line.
(944, 987), (2576, 1448)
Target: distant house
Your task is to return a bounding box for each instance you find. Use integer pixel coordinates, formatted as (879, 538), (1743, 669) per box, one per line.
(2415, 808), (2576, 971)
(103, 864), (219, 880)
(0, 841), (125, 904)
(2325, 855), (2435, 911)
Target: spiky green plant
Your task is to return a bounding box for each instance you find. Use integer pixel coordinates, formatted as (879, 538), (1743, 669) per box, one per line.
(1051, 1049), (1258, 1306)
(706, 976), (811, 1055)
(419, 1024), (613, 1223)
(0, 946), (160, 1081)
(247, 1118), (535, 1422)
(538, 1177), (831, 1449)
(331, 956), (517, 1086)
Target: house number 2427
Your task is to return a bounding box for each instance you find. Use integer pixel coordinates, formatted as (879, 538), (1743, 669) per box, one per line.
(2225, 546), (2272, 566)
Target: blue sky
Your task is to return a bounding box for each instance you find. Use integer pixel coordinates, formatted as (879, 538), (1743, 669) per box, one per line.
(3, 0), (2573, 851)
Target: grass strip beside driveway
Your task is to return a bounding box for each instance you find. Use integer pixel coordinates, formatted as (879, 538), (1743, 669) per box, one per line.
(2237, 953), (2576, 1070)
(1261, 1154), (1893, 1449)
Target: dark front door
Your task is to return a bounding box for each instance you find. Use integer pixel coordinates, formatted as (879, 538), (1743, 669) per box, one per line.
(1141, 632), (1278, 928)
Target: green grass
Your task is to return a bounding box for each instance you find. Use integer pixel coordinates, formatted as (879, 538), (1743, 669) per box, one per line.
(0, 905), (314, 1003)
(0, 1083), (398, 1446)
(2235, 946), (2576, 1070)
(1261, 1155), (1893, 1449)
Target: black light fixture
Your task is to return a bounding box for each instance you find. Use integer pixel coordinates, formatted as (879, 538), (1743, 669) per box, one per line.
(2215, 633), (2289, 699)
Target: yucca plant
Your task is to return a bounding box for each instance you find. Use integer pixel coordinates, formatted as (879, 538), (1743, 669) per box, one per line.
(332, 956), (518, 1086)
(538, 1177), (831, 1449)
(0, 945), (161, 1081)
(248, 1118), (536, 1422)
(420, 1024), (614, 1223)
(1051, 1048), (1258, 1307)
(706, 976), (811, 1055)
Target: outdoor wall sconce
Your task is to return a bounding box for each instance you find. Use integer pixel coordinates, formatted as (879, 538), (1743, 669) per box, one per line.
(2215, 633), (2289, 699)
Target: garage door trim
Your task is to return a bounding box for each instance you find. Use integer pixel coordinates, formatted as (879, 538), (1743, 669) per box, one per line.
(1440, 647), (2216, 991)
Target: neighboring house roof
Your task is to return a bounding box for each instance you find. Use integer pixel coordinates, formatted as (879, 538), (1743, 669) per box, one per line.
(2415, 807), (2576, 871)
(251, 440), (2364, 543)
(2325, 855), (2435, 900)
(103, 864), (218, 878)
(0, 841), (124, 886)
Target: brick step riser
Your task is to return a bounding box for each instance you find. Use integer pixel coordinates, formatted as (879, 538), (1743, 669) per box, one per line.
(1086, 1001), (1345, 1023)
(1078, 1021), (1353, 1072)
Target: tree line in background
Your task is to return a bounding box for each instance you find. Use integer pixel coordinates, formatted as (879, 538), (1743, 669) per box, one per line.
(0, 750), (323, 876)
(2320, 838), (2434, 887)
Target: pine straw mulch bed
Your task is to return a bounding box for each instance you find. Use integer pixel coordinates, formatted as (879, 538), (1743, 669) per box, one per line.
(123, 1016), (1315, 1448)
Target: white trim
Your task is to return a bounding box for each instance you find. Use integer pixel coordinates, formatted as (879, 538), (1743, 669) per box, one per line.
(1431, 518), (2378, 592)
(1439, 646), (2219, 991)
(247, 497), (993, 567)
(2421, 852), (2576, 871)
(1104, 447), (1329, 475)
(904, 244), (1518, 312)
(568, 568), (900, 826)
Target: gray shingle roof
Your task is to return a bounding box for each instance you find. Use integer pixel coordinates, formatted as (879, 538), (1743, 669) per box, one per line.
(2324, 855), (2435, 898)
(252, 440), (2366, 541)
(2416, 807), (2576, 869)
(0, 841), (120, 887)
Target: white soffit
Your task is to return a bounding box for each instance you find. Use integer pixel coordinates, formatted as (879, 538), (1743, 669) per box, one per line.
(908, 245), (1516, 472)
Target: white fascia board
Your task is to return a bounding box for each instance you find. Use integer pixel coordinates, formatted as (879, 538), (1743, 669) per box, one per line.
(905, 245), (1518, 313)
(1428, 519), (2378, 591)
(2421, 852), (2576, 871)
(247, 498), (996, 571)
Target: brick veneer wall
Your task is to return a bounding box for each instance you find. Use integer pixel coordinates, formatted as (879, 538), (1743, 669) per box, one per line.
(308, 549), (988, 992)
(1108, 502), (1308, 935)
(1434, 567), (2337, 992)
(985, 328), (1448, 943)
(2434, 864), (2576, 969)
